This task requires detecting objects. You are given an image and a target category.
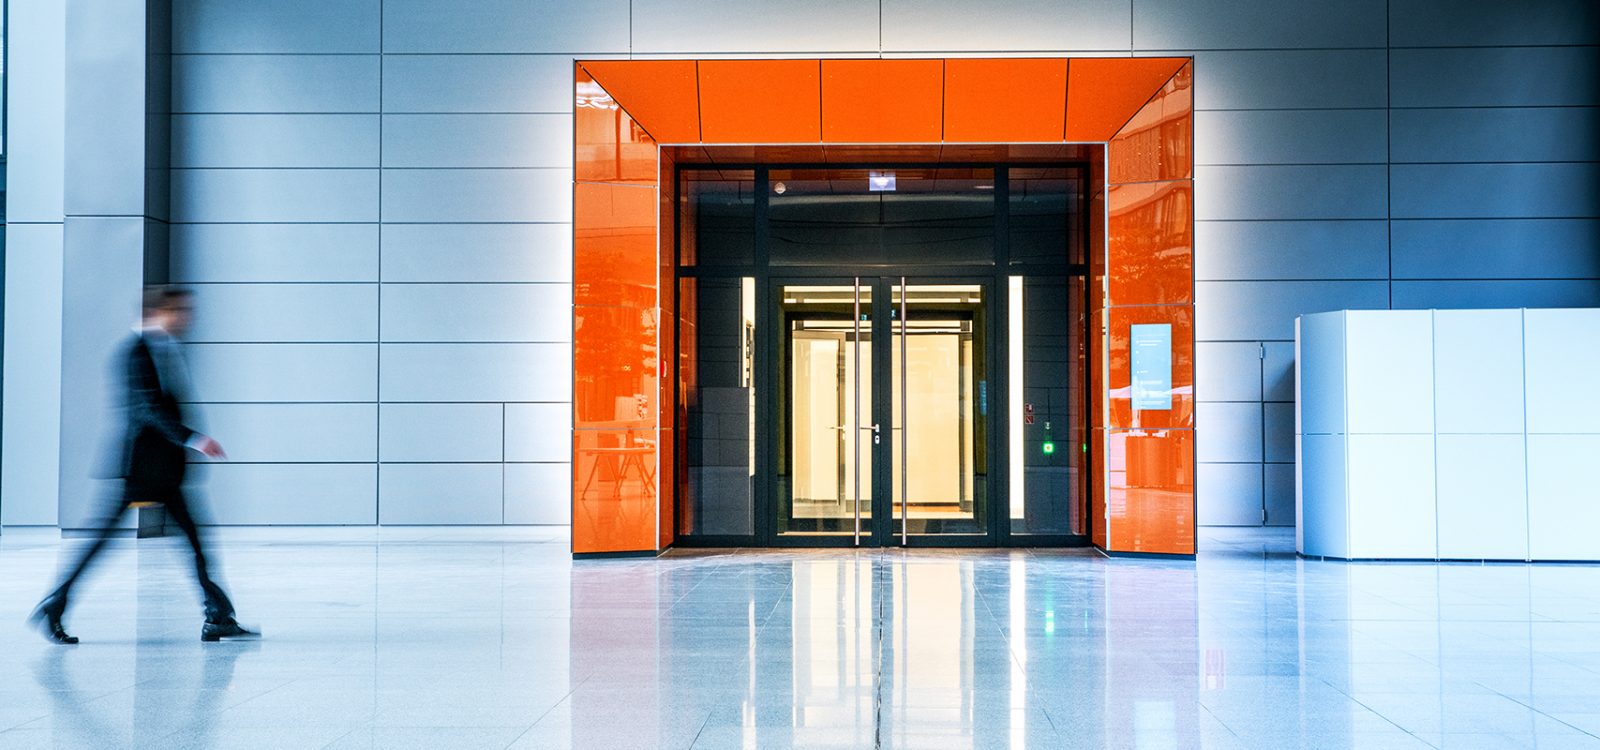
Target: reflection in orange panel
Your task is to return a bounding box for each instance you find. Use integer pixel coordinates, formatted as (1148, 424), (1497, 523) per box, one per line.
(1069, 276), (1090, 535)
(575, 66), (659, 185)
(825, 144), (944, 163)
(657, 151), (677, 433)
(573, 428), (660, 554)
(581, 60), (701, 143)
(573, 304), (660, 429)
(1107, 180), (1193, 307)
(574, 182), (658, 307)
(822, 59), (943, 143)
(1065, 57), (1187, 142)
(698, 60), (821, 143)
(1105, 304), (1194, 431)
(943, 58), (1067, 142)
(1103, 429), (1194, 555)
(1109, 62), (1193, 184)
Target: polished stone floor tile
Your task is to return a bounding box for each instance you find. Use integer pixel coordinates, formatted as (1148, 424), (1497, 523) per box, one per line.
(5, 526), (1600, 749)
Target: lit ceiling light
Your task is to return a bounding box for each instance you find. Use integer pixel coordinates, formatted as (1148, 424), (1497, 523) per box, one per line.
(869, 170), (896, 192)
(773, 182), (787, 195)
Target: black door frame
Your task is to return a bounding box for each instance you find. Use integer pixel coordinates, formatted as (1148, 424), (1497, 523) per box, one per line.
(674, 163), (1092, 549)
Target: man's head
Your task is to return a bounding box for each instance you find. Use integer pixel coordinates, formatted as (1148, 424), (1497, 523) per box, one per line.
(142, 286), (195, 337)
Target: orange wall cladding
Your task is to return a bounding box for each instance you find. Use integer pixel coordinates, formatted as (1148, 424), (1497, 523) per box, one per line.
(573, 58), (1195, 556)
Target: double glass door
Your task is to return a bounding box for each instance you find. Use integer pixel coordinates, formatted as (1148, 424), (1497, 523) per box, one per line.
(776, 277), (989, 545)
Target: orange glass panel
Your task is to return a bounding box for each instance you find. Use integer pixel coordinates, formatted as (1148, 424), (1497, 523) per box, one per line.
(575, 65), (659, 185)
(1108, 62), (1193, 183)
(574, 182), (658, 307)
(698, 60), (821, 143)
(573, 304), (659, 429)
(1105, 304), (1194, 431)
(1103, 429), (1194, 555)
(581, 60), (701, 143)
(1107, 179), (1193, 306)
(822, 59), (943, 143)
(1065, 57), (1187, 142)
(943, 58), (1067, 143)
(572, 428), (659, 554)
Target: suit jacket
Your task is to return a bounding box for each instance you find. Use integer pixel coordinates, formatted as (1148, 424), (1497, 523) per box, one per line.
(119, 332), (195, 495)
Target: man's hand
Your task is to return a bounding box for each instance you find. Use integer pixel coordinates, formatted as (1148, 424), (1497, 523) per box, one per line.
(193, 435), (227, 460)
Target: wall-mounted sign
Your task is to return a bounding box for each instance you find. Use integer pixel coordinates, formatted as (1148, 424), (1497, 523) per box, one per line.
(1130, 323), (1173, 411)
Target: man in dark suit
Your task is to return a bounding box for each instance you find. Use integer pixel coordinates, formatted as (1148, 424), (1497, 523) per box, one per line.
(30, 286), (256, 644)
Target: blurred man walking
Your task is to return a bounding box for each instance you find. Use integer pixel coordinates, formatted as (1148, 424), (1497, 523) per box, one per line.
(29, 286), (256, 644)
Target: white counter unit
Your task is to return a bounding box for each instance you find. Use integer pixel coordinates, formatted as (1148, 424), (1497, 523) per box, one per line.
(1296, 309), (1600, 561)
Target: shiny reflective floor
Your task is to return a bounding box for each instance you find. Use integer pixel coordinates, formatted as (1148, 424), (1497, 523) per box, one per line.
(3, 527), (1600, 749)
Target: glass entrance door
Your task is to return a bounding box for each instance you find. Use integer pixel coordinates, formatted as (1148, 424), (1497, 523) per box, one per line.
(776, 278), (990, 545)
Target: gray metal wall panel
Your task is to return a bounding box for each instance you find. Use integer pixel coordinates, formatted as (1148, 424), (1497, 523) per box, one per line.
(379, 404), (504, 462)
(1390, 0), (1600, 47)
(201, 403), (377, 462)
(1196, 165), (1388, 221)
(1196, 463), (1263, 526)
(1195, 342), (1262, 402)
(172, 55), (381, 114)
(1392, 219), (1600, 280)
(381, 224), (573, 283)
(382, 115), (572, 169)
(171, 169), (380, 223)
(203, 464), (377, 524)
(1264, 402), (1295, 463)
(63, 0), (149, 218)
(380, 284), (572, 343)
(504, 404), (574, 463)
(633, 0), (878, 53)
(1391, 108), (1600, 165)
(1392, 281), (1600, 310)
(1392, 163), (1600, 219)
(381, 0), (630, 53)
(1391, 47), (1600, 108)
(1264, 463), (1295, 526)
(1195, 109), (1386, 166)
(378, 464), (504, 524)
(1197, 281), (1390, 342)
(1196, 402), (1263, 463)
(185, 283), (379, 343)
(172, 0), (380, 53)
(171, 224), (380, 283)
(1195, 220), (1389, 281)
(185, 344), (378, 403)
(881, 0), (1130, 52)
(381, 169), (571, 224)
(1135, 0), (1385, 49)
(172, 114), (380, 168)
(1192, 50), (1387, 110)
(504, 463), (572, 524)
(380, 344), (572, 403)
(1262, 342), (1296, 402)
(383, 55), (583, 114)
(4, 0), (67, 222)
(1, 226), (65, 525)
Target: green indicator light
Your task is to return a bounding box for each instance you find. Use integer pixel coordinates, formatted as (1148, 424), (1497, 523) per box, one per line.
(1042, 441), (1055, 455)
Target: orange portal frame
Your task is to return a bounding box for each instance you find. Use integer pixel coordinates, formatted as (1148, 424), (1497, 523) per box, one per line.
(572, 57), (1195, 557)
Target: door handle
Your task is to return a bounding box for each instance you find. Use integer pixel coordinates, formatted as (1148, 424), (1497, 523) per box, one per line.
(866, 423), (881, 444)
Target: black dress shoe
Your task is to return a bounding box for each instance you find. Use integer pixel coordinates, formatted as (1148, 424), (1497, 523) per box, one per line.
(27, 601), (78, 645)
(201, 621), (259, 642)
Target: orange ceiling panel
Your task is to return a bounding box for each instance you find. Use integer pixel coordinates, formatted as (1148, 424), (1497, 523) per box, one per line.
(943, 58), (1067, 143)
(698, 60), (822, 143)
(821, 59), (943, 143)
(580, 60), (702, 143)
(1065, 57), (1187, 142)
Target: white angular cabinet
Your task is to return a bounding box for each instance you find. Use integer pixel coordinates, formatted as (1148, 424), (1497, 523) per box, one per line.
(1297, 308), (1600, 561)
